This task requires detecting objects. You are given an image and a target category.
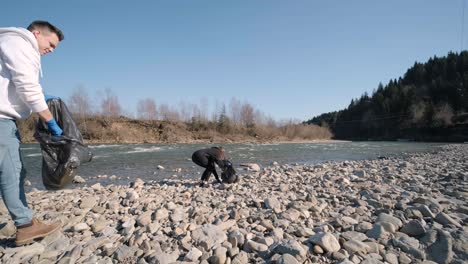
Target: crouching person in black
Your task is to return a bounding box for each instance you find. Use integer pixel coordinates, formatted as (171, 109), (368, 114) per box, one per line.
(192, 147), (238, 186)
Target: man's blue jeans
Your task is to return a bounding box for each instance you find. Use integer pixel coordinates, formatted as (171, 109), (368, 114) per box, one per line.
(0, 119), (32, 226)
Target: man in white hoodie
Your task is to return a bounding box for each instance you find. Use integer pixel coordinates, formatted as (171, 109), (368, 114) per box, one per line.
(0, 21), (64, 246)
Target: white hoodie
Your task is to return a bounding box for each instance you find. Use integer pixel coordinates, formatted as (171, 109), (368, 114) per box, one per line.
(0, 27), (48, 120)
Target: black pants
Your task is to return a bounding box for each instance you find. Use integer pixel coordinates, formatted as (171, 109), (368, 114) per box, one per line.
(192, 151), (220, 182)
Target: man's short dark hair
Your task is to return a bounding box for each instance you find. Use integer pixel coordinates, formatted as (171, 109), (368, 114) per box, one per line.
(27, 20), (64, 41)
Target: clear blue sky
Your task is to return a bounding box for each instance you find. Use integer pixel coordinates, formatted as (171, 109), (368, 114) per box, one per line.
(2, 1), (467, 121)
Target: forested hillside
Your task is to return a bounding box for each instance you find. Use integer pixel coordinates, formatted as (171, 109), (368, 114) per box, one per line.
(306, 51), (468, 142)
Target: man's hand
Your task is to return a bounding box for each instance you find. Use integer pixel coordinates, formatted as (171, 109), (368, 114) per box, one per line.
(37, 97), (63, 136)
(222, 160), (233, 172)
(46, 119), (63, 136)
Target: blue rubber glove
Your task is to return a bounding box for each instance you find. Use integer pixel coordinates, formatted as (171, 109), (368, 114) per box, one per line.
(46, 119), (63, 136)
(44, 94), (60, 101)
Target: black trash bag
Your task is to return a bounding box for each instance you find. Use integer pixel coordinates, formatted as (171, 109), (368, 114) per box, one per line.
(221, 161), (239, 184)
(34, 98), (93, 190)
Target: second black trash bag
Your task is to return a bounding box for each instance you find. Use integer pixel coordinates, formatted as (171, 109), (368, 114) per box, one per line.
(34, 98), (93, 190)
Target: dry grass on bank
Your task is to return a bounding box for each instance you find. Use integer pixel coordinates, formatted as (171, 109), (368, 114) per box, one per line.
(17, 115), (333, 144)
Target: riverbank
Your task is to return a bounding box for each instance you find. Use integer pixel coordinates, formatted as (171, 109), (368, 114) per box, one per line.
(17, 116), (333, 145)
(81, 138), (346, 145)
(81, 138), (348, 145)
(0, 144), (466, 263)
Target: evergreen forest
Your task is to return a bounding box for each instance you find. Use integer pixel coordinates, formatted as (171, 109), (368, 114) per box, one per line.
(305, 51), (468, 142)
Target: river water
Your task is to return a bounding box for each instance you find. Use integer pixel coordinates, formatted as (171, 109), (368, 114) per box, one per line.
(21, 141), (442, 190)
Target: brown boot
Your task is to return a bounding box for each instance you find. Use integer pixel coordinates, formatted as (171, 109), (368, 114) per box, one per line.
(16, 218), (60, 246)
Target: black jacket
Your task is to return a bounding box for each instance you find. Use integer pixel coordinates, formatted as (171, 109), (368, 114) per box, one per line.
(191, 147), (226, 170)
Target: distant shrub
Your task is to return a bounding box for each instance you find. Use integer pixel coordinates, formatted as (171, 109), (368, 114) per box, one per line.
(433, 103), (453, 126)
(280, 123), (332, 140)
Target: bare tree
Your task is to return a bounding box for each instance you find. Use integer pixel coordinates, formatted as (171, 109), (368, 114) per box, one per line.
(158, 103), (180, 121)
(170, 105), (182, 121)
(191, 104), (202, 122)
(67, 86), (93, 132)
(240, 102), (255, 128)
(254, 109), (266, 125)
(158, 104), (170, 121)
(187, 101), (210, 123)
(137, 98), (157, 120)
(229, 97), (242, 126)
(199, 97), (209, 122)
(264, 115), (277, 127)
(68, 85), (93, 118)
(100, 88), (121, 118)
(178, 100), (192, 122)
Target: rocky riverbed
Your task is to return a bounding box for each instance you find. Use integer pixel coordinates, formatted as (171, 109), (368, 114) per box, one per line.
(0, 144), (466, 264)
